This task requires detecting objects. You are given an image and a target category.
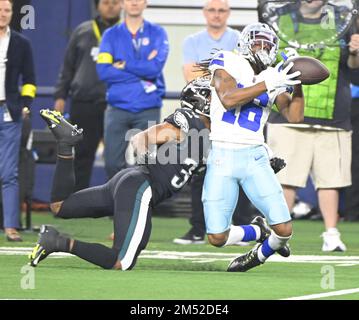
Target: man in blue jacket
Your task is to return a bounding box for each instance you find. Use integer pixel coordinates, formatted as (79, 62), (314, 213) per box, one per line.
(0, 0), (36, 241)
(54, 0), (121, 192)
(97, 0), (169, 179)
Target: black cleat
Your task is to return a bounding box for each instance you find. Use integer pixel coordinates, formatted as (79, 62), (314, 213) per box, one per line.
(40, 109), (83, 146)
(29, 225), (64, 267)
(227, 244), (263, 272)
(251, 216), (271, 243)
(277, 243), (291, 257)
(173, 228), (205, 245)
(250, 216), (291, 258)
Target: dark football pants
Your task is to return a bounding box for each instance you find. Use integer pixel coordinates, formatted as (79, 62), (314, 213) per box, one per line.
(57, 167), (153, 270)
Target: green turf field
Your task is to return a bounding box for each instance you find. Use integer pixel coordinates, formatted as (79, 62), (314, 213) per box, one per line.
(1, 212), (359, 300)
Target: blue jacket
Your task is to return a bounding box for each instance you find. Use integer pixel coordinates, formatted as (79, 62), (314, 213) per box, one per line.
(6, 30), (36, 121)
(97, 20), (169, 112)
(352, 85), (359, 99)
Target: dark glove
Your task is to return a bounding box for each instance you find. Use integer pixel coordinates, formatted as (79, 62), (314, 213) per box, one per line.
(270, 157), (286, 174)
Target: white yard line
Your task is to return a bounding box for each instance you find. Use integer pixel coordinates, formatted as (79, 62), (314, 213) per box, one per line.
(0, 247), (72, 257)
(3, 247), (358, 300)
(1, 247), (359, 265)
(282, 288), (359, 300)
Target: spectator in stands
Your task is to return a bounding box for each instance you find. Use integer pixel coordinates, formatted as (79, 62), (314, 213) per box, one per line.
(97, 0), (169, 179)
(0, 0), (36, 241)
(54, 0), (122, 191)
(174, 0), (243, 245)
(182, 0), (239, 83)
(344, 83), (359, 221)
(266, 0), (359, 251)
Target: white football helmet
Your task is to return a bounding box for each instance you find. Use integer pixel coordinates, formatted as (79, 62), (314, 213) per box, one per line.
(238, 22), (279, 67)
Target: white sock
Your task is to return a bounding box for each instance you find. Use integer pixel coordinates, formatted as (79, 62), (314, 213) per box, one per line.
(251, 225), (261, 241)
(257, 245), (267, 262)
(257, 231), (292, 263)
(268, 231), (291, 250)
(224, 225), (245, 246)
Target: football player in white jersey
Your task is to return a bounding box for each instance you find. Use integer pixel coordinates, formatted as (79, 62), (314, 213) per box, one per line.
(202, 22), (305, 272)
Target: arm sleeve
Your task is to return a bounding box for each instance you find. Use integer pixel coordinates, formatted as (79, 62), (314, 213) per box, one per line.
(20, 38), (36, 108)
(124, 27), (169, 79)
(96, 29), (140, 83)
(53, 28), (79, 100)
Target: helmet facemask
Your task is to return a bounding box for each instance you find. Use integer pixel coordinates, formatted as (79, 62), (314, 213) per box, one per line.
(239, 23), (279, 70)
(251, 35), (277, 66)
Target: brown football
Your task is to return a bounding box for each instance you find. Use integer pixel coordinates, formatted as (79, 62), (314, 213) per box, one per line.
(282, 56), (330, 85)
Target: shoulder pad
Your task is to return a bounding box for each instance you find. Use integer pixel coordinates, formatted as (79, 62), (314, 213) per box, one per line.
(210, 51), (252, 81)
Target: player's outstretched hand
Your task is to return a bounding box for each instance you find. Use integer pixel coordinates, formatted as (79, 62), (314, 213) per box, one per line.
(263, 61), (301, 92)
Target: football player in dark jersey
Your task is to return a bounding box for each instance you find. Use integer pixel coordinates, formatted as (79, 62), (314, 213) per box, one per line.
(29, 78), (214, 270)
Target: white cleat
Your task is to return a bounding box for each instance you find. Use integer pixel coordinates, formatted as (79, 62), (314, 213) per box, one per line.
(321, 228), (347, 252)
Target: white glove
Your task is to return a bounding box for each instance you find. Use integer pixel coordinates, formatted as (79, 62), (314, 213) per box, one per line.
(263, 61), (301, 93)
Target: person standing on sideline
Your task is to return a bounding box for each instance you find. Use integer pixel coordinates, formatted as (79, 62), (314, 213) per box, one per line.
(0, 0), (36, 241)
(344, 83), (359, 221)
(344, 16), (359, 222)
(97, 0), (169, 179)
(54, 0), (122, 191)
(174, 0), (240, 245)
(266, 0), (359, 252)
